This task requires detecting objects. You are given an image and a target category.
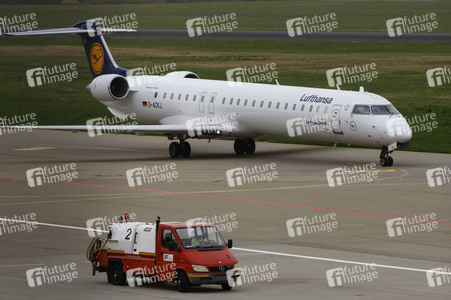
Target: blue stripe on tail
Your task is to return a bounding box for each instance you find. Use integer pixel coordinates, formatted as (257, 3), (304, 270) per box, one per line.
(73, 20), (127, 78)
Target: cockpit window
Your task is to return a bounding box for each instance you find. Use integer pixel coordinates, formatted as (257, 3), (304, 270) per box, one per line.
(352, 105), (370, 114)
(371, 105), (391, 115)
(386, 105), (400, 114)
(352, 104), (401, 115)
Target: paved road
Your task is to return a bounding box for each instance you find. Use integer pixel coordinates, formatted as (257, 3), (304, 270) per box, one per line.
(112, 29), (451, 42)
(0, 131), (450, 299)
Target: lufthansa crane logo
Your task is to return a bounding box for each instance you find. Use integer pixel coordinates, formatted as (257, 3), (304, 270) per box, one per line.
(90, 43), (104, 74)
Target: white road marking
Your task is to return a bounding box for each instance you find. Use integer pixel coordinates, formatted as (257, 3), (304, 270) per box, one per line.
(233, 247), (451, 275)
(0, 218), (108, 234)
(0, 263), (44, 268)
(1, 218), (449, 275)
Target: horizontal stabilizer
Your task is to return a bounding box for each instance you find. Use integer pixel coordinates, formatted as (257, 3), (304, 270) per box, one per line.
(3, 27), (135, 36)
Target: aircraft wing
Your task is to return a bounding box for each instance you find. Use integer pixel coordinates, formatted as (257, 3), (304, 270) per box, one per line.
(1, 124), (224, 137)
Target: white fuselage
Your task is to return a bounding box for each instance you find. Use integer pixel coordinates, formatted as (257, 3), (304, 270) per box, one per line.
(96, 75), (412, 148)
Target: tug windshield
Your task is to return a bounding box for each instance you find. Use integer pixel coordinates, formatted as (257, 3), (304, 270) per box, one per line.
(176, 226), (226, 249)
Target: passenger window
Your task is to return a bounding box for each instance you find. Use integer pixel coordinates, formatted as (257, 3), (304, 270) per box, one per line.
(178, 94), (181, 101)
(284, 103), (288, 110)
(193, 95), (197, 102)
(252, 100), (256, 107)
(301, 104), (305, 111)
(154, 92), (158, 99)
(260, 101), (264, 108)
(163, 92), (167, 99)
(244, 99), (248, 106)
(316, 106), (320, 113)
(222, 97), (226, 104)
(292, 104), (296, 111)
(171, 93), (174, 100)
(185, 94), (189, 101)
(276, 102), (280, 109)
(237, 98), (241, 105)
(230, 98), (234, 105)
(309, 105), (313, 112)
(352, 105), (370, 114)
(268, 102), (272, 108)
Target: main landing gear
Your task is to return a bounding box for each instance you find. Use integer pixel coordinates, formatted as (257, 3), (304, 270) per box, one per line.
(169, 140), (191, 158)
(234, 138), (256, 155)
(379, 146), (394, 167)
(168, 137), (256, 158)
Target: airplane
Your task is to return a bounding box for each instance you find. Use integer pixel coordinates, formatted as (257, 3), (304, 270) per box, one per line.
(3, 20), (412, 166)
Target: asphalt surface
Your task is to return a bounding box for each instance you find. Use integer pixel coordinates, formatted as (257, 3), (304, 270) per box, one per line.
(0, 131), (450, 299)
(111, 29), (451, 42)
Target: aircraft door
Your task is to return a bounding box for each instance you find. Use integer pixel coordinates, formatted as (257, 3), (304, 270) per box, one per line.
(157, 228), (179, 282)
(208, 92), (217, 114)
(331, 104), (343, 134)
(199, 91), (208, 113)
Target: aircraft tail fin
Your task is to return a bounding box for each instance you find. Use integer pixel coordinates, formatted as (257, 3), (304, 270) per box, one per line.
(4, 20), (133, 79)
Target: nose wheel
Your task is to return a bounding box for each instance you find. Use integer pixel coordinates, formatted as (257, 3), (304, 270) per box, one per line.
(379, 146), (394, 167)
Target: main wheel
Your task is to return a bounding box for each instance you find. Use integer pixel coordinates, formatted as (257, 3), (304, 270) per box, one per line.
(176, 270), (190, 292)
(169, 142), (181, 158)
(380, 157), (388, 167)
(234, 139), (245, 155)
(180, 141), (191, 158)
(244, 138), (256, 154)
(109, 264), (126, 285)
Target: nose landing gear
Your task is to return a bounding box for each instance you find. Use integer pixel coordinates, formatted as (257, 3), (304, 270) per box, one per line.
(379, 145), (394, 167)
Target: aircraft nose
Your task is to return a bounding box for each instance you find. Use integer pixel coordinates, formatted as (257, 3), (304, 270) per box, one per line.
(386, 117), (412, 143)
(399, 119), (412, 143)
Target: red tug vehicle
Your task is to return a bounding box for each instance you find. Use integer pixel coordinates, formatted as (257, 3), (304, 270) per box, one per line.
(87, 214), (239, 292)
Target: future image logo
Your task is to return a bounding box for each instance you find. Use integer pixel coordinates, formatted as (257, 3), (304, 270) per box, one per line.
(186, 13), (238, 37)
(326, 63), (378, 87)
(326, 164), (378, 187)
(226, 163), (278, 187)
(426, 266), (451, 287)
(26, 163), (78, 188)
(26, 263), (78, 287)
(226, 263), (277, 287)
(385, 213), (438, 237)
(286, 213), (338, 237)
(326, 264), (377, 287)
(426, 66), (451, 87)
(126, 164), (178, 187)
(86, 114), (138, 137)
(0, 13), (38, 35)
(25, 63), (78, 87)
(86, 213), (137, 237)
(226, 63), (277, 87)
(386, 13), (438, 37)
(426, 166), (451, 187)
(286, 13), (338, 37)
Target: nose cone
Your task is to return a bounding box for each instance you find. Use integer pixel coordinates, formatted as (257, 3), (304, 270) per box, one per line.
(386, 117), (412, 143)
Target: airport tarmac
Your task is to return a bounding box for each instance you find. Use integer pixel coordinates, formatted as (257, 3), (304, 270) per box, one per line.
(0, 131), (450, 299)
